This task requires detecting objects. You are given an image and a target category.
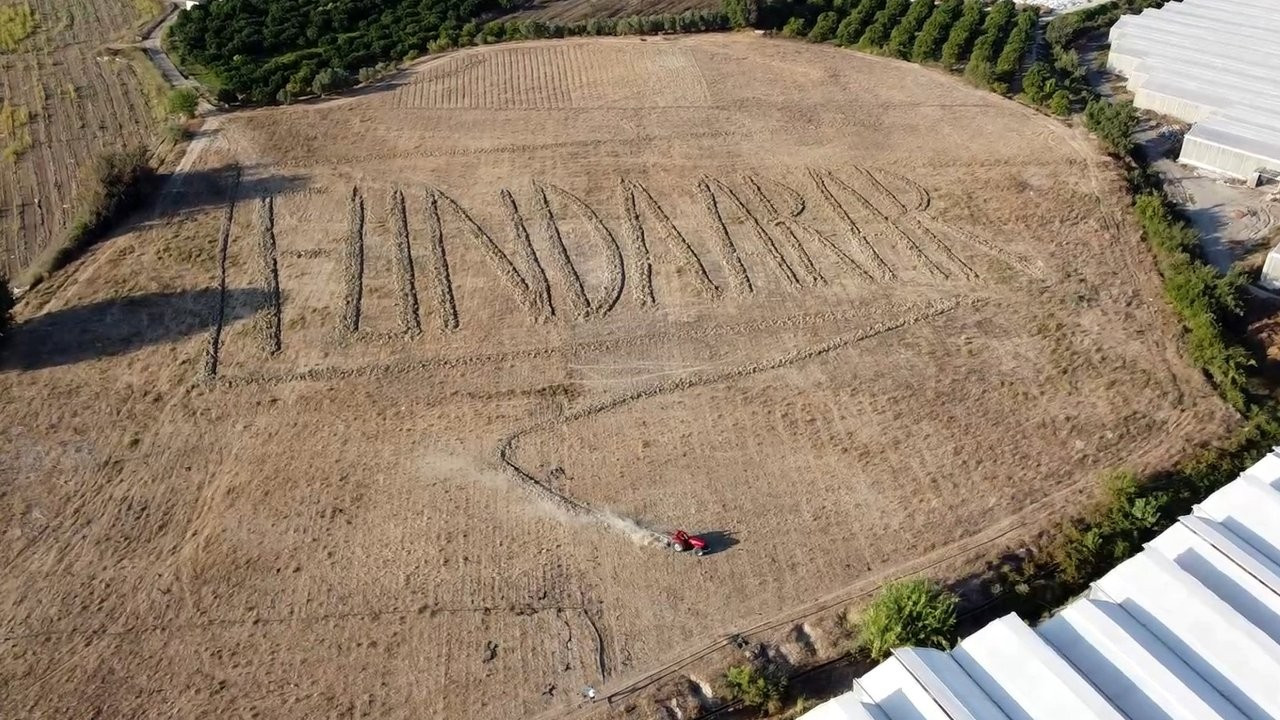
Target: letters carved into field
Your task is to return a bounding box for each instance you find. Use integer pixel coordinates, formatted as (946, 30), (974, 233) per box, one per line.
(205, 167), (1033, 379)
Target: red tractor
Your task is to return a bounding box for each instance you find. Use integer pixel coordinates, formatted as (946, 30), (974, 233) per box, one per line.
(669, 530), (708, 556)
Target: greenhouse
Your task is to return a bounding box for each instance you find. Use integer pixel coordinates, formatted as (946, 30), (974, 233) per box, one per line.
(1107, 0), (1280, 179)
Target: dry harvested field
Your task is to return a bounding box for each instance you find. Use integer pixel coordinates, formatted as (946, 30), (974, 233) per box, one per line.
(0, 34), (1235, 719)
(505, 0), (719, 22)
(0, 0), (163, 278)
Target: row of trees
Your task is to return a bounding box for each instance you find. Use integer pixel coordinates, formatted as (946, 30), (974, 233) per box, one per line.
(170, 0), (729, 105)
(772, 0), (1039, 93)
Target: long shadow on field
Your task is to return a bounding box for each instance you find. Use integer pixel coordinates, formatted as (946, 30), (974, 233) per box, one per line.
(0, 288), (268, 371)
(695, 530), (739, 556)
(154, 166), (309, 219)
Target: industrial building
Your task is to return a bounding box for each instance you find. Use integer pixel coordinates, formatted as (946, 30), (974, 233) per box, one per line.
(1107, 0), (1280, 181)
(800, 446), (1280, 719)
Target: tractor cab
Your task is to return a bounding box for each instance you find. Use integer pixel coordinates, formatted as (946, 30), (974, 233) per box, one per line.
(670, 530), (707, 556)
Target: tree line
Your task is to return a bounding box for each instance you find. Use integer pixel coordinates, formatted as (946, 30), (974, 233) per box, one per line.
(764, 0), (1040, 93)
(169, 0), (728, 105)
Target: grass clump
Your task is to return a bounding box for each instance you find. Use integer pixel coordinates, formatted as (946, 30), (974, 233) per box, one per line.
(0, 2), (35, 53)
(166, 87), (198, 119)
(724, 663), (788, 715)
(18, 147), (153, 288)
(0, 101), (30, 162)
(1083, 98), (1137, 157)
(855, 578), (958, 661)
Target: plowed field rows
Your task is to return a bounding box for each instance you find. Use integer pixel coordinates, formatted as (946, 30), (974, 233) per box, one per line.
(0, 0), (161, 278)
(0, 35), (1234, 720)
(395, 43), (709, 109)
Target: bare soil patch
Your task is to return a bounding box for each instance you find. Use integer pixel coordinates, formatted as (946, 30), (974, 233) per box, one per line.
(0, 35), (1233, 719)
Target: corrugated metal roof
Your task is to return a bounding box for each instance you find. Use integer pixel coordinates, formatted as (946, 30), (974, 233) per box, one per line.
(799, 446), (1280, 719)
(1106, 0), (1280, 177)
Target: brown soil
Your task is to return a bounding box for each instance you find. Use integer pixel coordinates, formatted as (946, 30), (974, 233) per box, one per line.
(0, 35), (1234, 719)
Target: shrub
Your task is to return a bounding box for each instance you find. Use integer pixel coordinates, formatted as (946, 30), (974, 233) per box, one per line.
(724, 0), (759, 27)
(939, 0), (983, 66)
(994, 8), (1038, 82)
(885, 0), (936, 58)
(836, 0), (885, 45)
(311, 67), (354, 96)
(856, 578), (958, 661)
(808, 11), (840, 42)
(781, 16), (808, 37)
(1049, 89), (1072, 116)
(911, 0), (963, 62)
(963, 0), (1015, 86)
(166, 87), (199, 119)
(1083, 98), (1136, 156)
(1021, 61), (1054, 105)
(724, 664), (787, 714)
(859, 0), (910, 49)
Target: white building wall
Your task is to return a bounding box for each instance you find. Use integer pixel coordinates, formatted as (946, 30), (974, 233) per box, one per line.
(1179, 136), (1274, 179)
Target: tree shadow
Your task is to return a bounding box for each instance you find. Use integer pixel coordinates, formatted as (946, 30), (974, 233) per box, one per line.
(1, 288), (268, 371)
(694, 529), (739, 556)
(152, 165), (309, 220)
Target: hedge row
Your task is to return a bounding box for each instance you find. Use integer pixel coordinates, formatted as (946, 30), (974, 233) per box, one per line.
(777, 0), (1039, 93)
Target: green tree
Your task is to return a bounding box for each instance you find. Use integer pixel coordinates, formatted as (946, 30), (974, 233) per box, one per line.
(939, 0), (983, 66)
(781, 16), (808, 37)
(1049, 89), (1071, 116)
(856, 578), (958, 661)
(723, 0), (758, 27)
(311, 67), (353, 97)
(911, 0), (963, 62)
(166, 87), (198, 119)
(859, 0), (910, 49)
(836, 0), (885, 46)
(807, 11), (840, 42)
(724, 664), (788, 714)
(885, 0), (936, 59)
(1021, 61), (1053, 105)
(1083, 98), (1136, 156)
(994, 8), (1039, 82)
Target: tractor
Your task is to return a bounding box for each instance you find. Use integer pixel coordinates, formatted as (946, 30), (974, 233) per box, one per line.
(668, 530), (708, 556)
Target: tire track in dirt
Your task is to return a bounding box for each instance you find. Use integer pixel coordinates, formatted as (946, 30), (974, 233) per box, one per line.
(255, 196), (283, 354)
(339, 187), (365, 335)
(388, 188), (422, 336)
(696, 179), (753, 296)
(422, 189), (460, 332)
(215, 299), (968, 387)
(737, 174), (824, 287)
(200, 170), (241, 379)
(703, 176), (801, 289)
(501, 188), (554, 319)
(815, 168), (946, 279)
(621, 179), (720, 303)
(808, 169), (895, 281)
(495, 296), (968, 541)
(537, 182), (592, 318)
(432, 187), (545, 323)
(540, 181), (625, 317)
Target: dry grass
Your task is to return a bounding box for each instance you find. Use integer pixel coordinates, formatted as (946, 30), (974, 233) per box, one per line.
(0, 1), (36, 52)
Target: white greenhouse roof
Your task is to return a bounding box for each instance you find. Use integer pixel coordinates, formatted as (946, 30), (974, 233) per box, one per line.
(800, 446), (1280, 720)
(1106, 0), (1280, 178)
